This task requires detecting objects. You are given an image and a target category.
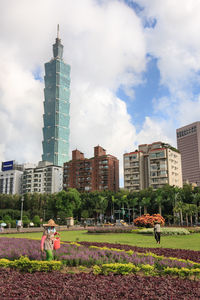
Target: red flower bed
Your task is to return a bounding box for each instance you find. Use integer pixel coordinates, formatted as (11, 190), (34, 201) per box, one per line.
(79, 241), (200, 263)
(134, 214), (165, 227)
(0, 269), (200, 299)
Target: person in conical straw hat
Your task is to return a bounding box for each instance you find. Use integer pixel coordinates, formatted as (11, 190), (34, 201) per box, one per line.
(40, 219), (59, 261)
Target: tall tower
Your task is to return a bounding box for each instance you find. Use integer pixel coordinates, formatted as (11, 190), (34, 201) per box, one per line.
(42, 25), (70, 166)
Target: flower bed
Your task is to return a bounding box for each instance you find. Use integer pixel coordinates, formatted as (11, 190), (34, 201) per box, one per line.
(0, 269), (200, 299)
(79, 241), (200, 263)
(1, 237), (200, 279)
(1, 237), (200, 298)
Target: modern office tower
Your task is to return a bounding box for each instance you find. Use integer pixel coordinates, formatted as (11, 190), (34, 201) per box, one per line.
(176, 122), (200, 186)
(42, 25), (71, 166)
(22, 161), (63, 194)
(63, 145), (119, 192)
(124, 142), (182, 192)
(0, 161), (24, 194)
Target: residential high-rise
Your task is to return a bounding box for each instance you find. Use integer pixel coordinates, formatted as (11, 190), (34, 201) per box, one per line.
(63, 146), (119, 192)
(42, 25), (71, 166)
(176, 122), (200, 186)
(124, 142), (182, 192)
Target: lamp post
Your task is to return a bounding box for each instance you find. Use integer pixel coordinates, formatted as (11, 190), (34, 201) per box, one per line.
(20, 195), (24, 227)
(139, 205), (142, 217)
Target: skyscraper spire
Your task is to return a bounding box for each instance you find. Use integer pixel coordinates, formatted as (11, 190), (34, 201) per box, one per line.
(53, 24), (63, 59)
(57, 24), (60, 39)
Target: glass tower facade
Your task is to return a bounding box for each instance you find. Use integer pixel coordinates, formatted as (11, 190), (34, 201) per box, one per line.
(42, 29), (70, 166)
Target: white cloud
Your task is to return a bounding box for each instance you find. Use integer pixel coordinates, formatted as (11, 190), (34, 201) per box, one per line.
(137, 0), (200, 91)
(136, 116), (175, 146)
(132, 0), (200, 147)
(0, 0), (146, 187)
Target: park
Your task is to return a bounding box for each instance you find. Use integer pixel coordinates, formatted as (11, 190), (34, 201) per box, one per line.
(0, 222), (200, 299)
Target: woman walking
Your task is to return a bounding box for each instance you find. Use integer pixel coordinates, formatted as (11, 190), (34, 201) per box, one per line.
(41, 219), (59, 261)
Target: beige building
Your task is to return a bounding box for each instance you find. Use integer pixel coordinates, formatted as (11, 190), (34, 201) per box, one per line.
(124, 142), (182, 191)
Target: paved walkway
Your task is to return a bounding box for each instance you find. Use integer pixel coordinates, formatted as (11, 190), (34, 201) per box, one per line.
(0, 225), (86, 234)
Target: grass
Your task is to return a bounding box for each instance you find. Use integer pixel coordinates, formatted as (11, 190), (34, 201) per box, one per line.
(1, 230), (200, 251)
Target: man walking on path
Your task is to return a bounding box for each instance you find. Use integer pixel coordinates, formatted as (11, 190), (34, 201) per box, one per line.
(154, 221), (161, 244)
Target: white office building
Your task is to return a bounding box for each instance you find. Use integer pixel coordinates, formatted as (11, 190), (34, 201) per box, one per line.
(22, 161), (63, 194)
(0, 169), (23, 194)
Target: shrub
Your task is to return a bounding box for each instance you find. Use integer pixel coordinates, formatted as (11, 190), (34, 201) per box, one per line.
(133, 214), (165, 228)
(0, 256), (62, 273)
(32, 215), (41, 227)
(137, 227), (190, 235)
(93, 263), (140, 275)
(87, 227), (134, 234)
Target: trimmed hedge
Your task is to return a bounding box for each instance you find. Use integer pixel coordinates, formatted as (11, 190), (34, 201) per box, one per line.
(136, 227), (190, 235)
(93, 262), (200, 278)
(0, 256), (62, 273)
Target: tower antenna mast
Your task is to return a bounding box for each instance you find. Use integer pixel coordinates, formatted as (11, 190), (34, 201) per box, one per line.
(57, 24), (60, 39)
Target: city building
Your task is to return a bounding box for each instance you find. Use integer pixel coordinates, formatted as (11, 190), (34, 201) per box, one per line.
(42, 25), (71, 166)
(0, 161), (24, 194)
(176, 121), (200, 186)
(63, 146), (119, 192)
(124, 142), (182, 192)
(22, 161), (63, 194)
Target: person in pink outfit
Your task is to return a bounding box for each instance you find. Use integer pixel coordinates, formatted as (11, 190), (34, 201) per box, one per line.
(41, 219), (59, 261)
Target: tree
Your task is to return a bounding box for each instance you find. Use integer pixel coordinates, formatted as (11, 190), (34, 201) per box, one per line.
(155, 193), (163, 215)
(33, 215), (41, 227)
(141, 197), (151, 215)
(188, 204), (197, 226)
(183, 203), (189, 226)
(174, 201), (184, 226)
(22, 215), (30, 228)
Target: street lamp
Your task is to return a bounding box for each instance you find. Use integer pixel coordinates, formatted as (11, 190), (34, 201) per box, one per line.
(20, 195), (24, 227)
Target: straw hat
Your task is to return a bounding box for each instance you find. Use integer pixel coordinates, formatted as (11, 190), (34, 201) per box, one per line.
(43, 219), (58, 227)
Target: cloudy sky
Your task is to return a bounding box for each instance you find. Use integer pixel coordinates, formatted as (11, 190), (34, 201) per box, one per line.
(1, 0), (200, 186)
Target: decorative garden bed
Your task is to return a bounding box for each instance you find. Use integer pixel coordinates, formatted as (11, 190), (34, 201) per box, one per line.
(1, 237), (200, 298)
(0, 269), (200, 299)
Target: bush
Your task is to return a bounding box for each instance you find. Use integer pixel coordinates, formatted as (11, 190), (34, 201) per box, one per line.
(87, 227), (134, 234)
(137, 227), (190, 235)
(93, 263), (140, 275)
(0, 256), (62, 273)
(32, 215), (41, 227)
(133, 214), (165, 228)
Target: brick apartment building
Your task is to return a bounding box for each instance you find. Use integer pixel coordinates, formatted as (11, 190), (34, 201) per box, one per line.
(63, 145), (119, 192)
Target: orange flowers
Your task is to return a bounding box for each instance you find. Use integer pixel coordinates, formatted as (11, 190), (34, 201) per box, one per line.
(134, 214), (165, 228)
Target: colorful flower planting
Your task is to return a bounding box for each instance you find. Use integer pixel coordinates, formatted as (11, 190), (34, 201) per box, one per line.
(1, 237), (200, 298)
(0, 269), (200, 299)
(133, 213), (165, 227)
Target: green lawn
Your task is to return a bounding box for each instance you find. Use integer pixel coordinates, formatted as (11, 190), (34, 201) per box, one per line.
(2, 231), (200, 251)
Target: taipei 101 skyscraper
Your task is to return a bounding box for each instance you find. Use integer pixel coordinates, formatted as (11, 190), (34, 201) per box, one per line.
(42, 25), (70, 166)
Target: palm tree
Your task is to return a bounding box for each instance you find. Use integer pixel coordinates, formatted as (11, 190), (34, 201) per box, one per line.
(188, 204), (197, 226)
(141, 197), (151, 215)
(129, 195), (138, 221)
(174, 201), (184, 226)
(155, 194), (163, 215)
(192, 193), (200, 224)
(182, 203), (190, 227)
